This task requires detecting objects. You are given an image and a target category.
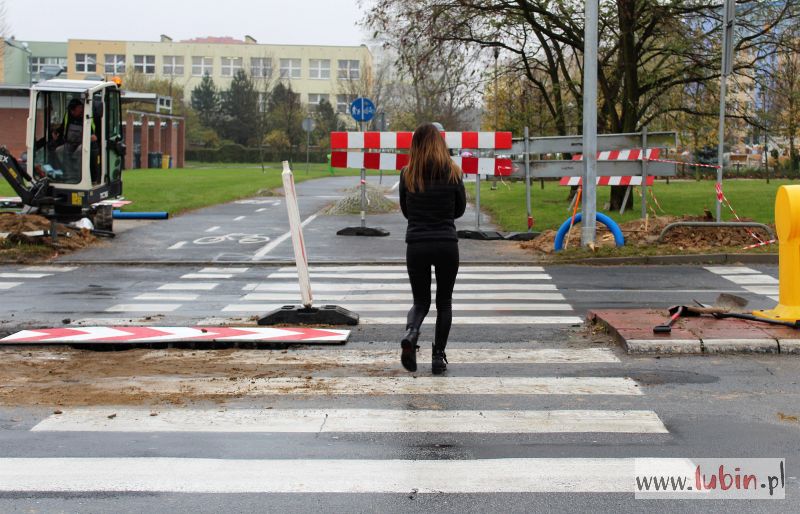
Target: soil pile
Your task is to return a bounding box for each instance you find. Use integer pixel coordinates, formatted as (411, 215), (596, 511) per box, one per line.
(521, 215), (774, 254)
(0, 212), (96, 258)
(325, 184), (397, 215)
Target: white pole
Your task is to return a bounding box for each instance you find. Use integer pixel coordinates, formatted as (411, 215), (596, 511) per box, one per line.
(581, 0), (598, 247)
(281, 161), (313, 308)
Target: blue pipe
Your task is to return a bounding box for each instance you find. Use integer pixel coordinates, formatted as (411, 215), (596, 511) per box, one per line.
(112, 210), (169, 220)
(554, 212), (624, 251)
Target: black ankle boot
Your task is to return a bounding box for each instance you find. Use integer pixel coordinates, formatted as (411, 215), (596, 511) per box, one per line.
(400, 329), (420, 372)
(432, 347), (447, 375)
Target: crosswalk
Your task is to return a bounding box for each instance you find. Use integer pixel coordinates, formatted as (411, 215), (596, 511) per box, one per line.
(705, 266), (779, 301)
(224, 265), (582, 325)
(1, 344), (671, 495)
(0, 265), (75, 291)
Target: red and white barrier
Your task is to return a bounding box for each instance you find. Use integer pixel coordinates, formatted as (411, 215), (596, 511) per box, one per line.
(281, 161), (313, 308)
(331, 131), (513, 150)
(559, 176), (655, 187)
(330, 151), (514, 176)
(571, 148), (661, 161)
(0, 326), (350, 344)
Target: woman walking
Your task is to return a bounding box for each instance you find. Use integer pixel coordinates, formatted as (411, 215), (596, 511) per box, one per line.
(398, 123), (466, 374)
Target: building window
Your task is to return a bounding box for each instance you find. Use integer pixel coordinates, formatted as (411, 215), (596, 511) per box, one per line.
(338, 60), (360, 80)
(309, 59), (330, 79)
(30, 56), (67, 74)
(163, 56), (184, 76)
(192, 56), (213, 76)
(221, 57), (243, 77)
(279, 58), (301, 79)
(308, 93), (330, 108)
(336, 94), (353, 114)
(104, 54), (126, 74)
(258, 92), (268, 112)
(75, 53), (96, 73)
(133, 55), (156, 74)
(250, 57), (272, 78)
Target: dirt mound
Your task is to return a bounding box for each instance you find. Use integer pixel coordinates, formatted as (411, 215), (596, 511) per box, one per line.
(325, 184), (397, 215)
(521, 215), (773, 254)
(0, 213), (97, 260)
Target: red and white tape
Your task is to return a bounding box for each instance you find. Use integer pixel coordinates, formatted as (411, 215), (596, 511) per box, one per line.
(331, 131), (513, 150)
(650, 158), (720, 169)
(559, 176), (655, 187)
(330, 151), (514, 176)
(741, 239), (776, 250)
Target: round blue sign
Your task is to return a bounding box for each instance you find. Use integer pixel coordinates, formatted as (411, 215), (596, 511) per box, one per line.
(350, 97), (376, 122)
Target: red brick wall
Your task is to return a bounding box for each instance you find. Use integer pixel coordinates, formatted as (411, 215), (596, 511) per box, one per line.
(0, 108), (29, 157)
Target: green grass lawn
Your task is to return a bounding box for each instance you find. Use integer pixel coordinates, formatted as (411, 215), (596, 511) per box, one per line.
(1, 162), (369, 215)
(469, 178), (792, 232)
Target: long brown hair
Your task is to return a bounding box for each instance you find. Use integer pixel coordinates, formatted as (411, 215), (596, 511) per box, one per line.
(404, 123), (462, 192)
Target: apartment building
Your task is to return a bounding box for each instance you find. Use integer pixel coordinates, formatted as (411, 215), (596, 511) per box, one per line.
(65, 35), (372, 113)
(1, 39), (67, 85)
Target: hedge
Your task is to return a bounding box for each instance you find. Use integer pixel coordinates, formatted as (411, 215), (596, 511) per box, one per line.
(186, 144), (330, 163)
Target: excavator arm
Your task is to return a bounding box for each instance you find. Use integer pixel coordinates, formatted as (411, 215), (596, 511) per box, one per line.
(0, 146), (50, 207)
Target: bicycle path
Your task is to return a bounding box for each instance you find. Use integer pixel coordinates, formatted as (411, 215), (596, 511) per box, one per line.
(58, 175), (533, 264)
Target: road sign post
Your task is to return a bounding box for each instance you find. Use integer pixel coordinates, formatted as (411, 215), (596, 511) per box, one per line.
(302, 117), (315, 175)
(581, 0), (599, 248)
(336, 98), (389, 237)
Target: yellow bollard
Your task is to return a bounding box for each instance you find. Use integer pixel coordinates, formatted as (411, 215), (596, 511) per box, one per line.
(753, 185), (800, 322)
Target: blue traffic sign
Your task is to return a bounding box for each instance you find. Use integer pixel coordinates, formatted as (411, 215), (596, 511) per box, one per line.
(350, 97), (376, 123)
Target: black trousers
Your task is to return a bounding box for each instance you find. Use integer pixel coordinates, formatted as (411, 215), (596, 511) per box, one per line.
(405, 240), (459, 350)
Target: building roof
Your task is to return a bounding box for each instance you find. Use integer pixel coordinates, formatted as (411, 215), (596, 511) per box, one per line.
(179, 36), (247, 45)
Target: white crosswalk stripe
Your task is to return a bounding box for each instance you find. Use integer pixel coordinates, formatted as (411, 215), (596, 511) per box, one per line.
(10, 344), (669, 496)
(0, 265), (74, 292)
(705, 266), (779, 302)
(227, 264), (576, 325)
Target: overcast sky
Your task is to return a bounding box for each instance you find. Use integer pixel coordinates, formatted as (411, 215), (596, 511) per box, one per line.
(5, 0), (371, 46)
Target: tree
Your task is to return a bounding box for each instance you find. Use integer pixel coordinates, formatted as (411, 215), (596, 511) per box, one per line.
(266, 82), (304, 156)
(770, 34), (800, 174)
(366, 0), (800, 209)
(191, 74), (219, 129)
(218, 69), (261, 146)
(313, 98), (338, 150)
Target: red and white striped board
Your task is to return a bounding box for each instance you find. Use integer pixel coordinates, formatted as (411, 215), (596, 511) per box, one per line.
(330, 151), (514, 176)
(559, 176), (655, 187)
(0, 327), (350, 345)
(571, 148), (661, 161)
(1, 198), (131, 208)
(331, 131), (513, 150)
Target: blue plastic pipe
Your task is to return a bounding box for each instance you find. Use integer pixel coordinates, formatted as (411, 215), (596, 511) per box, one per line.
(554, 212), (624, 251)
(112, 210), (169, 220)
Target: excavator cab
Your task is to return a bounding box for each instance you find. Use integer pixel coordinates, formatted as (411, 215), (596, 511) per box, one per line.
(0, 79), (124, 231)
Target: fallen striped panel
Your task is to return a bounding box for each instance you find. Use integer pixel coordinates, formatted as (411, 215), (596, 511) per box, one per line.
(0, 326), (349, 344)
(33, 408), (666, 433)
(559, 176), (655, 186)
(571, 148), (661, 161)
(0, 458), (696, 493)
(330, 131), (513, 150)
(330, 151), (513, 176)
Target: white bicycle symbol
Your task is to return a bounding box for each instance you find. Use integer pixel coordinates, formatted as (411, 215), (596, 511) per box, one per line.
(193, 233), (271, 245)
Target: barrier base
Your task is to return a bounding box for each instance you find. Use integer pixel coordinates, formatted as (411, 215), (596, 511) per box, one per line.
(258, 305), (360, 326)
(337, 226), (390, 237)
(505, 231), (540, 241)
(457, 229), (505, 240)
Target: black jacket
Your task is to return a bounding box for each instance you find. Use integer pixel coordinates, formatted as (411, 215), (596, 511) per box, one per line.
(399, 169), (467, 243)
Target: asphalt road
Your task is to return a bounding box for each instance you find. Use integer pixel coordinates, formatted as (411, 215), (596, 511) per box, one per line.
(0, 175), (797, 512)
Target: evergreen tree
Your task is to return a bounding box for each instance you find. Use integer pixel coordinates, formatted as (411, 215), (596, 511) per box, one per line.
(190, 74), (219, 129)
(266, 82), (304, 152)
(219, 69), (261, 146)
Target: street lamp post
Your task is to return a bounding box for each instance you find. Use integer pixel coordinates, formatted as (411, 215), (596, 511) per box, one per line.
(581, 0), (599, 247)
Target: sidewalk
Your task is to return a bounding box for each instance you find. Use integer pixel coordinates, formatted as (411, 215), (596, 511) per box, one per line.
(590, 309), (800, 354)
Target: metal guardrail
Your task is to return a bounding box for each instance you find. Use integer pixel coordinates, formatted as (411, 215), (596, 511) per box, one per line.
(657, 222), (776, 243)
